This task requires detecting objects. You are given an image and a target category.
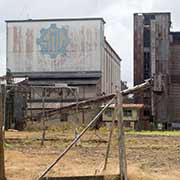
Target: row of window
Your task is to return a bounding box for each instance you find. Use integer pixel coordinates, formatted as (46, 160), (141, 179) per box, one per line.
(105, 109), (132, 117)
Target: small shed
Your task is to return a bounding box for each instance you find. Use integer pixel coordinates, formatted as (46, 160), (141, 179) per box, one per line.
(102, 104), (144, 130)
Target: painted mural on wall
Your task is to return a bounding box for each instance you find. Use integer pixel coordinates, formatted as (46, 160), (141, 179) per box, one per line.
(7, 20), (102, 73)
(36, 24), (70, 59)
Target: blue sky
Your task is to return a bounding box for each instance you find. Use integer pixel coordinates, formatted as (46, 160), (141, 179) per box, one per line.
(1, 0), (180, 86)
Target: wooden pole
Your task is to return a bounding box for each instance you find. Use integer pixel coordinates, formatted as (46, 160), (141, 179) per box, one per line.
(74, 89), (80, 145)
(102, 97), (117, 171)
(41, 88), (46, 146)
(117, 90), (127, 180)
(38, 97), (115, 179)
(0, 84), (6, 180)
(29, 87), (33, 123)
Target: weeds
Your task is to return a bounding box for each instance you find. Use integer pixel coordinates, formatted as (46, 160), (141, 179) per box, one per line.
(126, 130), (180, 136)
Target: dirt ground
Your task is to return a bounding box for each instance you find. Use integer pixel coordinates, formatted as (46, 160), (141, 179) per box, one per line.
(4, 128), (180, 180)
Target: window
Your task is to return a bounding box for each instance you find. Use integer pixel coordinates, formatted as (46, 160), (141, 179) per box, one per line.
(123, 109), (132, 117)
(144, 52), (150, 79)
(144, 97), (150, 105)
(105, 110), (113, 117)
(144, 28), (150, 47)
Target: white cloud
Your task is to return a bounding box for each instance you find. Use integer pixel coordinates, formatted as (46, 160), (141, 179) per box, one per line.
(0, 0), (180, 86)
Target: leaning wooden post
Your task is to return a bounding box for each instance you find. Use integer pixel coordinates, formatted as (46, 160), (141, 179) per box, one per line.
(38, 98), (115, 179)
(0, 84), (6, 180)
(41, 88), (46, 146)
(116, 89), (127, 180)
(102, 97), (117, 171)
(29, 87), (33, 123)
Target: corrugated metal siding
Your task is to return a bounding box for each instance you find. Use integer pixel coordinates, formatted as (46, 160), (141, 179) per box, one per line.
(170, 45), (180, 75)
(150, 20), (156, 76)
(170, 44), (180, 122)
(7, 19), (104, 74)
(134, 14), (144, 86)
(153, 14), (170, 122)
(134, 13), (171, 123)
(169, 84), (180, 121)
(134, 14), (144, 105)
(155, 15), (170, 75)
(101, 41), (121, 94)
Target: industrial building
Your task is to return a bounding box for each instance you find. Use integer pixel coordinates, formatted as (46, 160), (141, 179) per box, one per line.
(6, 18), (121, 98)
(134, 12), (180, 129)
(5, 18), (121, 128)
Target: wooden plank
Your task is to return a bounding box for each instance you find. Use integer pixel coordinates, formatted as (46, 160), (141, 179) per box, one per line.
(41, 88), (46, 146)
(0, 85), (6, 180)
(41, 174), (120, 180)
(102, 97), (117, 171)
(116, 90), (127, 180)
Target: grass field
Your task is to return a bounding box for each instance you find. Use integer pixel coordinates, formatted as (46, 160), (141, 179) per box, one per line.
(126, 130), (180, 136)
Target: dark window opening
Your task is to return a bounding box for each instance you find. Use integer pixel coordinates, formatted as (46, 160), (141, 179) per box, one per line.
(171, 32), (180, 44)
(144, 14), (155, 25)
(144, 97), (150, 105)
(144, 109), (150, 116)
(123, 109), (132, 117)
(105, 110), (113, 117)
(144, 28), (150, 47)
(144, 52), (150, 79)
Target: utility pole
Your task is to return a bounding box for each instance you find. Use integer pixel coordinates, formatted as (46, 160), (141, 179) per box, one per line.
(0, 84), (6, 180)
(116, 89), (127, 180)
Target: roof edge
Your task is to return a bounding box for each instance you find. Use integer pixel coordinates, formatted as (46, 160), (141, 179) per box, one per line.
(134, 12), (171, 16)
(104, 39), (122, 62)
(170, 31), (180, 34)
(6, 17), (106, 24)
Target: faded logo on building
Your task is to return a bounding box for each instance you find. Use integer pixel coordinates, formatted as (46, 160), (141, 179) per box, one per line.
(37, 24), (70, 59)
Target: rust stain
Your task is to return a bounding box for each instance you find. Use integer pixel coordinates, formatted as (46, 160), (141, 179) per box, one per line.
(18, 28), (22, 53)
(13, 26), (18, 52)
(26, 29), (34, 53)
(13, 26), (22, 53)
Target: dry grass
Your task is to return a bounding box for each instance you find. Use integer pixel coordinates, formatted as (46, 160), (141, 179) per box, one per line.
(4, 126), (180, 180)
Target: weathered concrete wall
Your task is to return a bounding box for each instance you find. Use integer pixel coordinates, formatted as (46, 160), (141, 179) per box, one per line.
(101, 40), (121, 94)
(7, 18), (104, 74)
(28, 84), (99, 102)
